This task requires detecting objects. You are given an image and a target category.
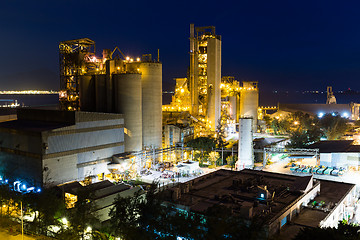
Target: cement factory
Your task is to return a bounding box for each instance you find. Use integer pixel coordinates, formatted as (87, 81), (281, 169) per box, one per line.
(0, 24), (261, 189)
(2, 23), (360, 239)
(2, 23), (360, 193)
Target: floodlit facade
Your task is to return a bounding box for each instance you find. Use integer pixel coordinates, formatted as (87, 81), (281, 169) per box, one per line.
(0, 109), (125, 187)
(189, 24), (221, 131)
(59, 39), (162, 151)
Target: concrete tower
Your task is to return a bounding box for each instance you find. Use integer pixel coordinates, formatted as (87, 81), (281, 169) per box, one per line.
(140, 62), (163, 149)
(189, 24), (221, 131)
(240, 81), (259, 132)
(237, 117), (254, 170)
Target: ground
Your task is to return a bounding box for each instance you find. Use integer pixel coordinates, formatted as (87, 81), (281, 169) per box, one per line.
(0, 229), (37, 240)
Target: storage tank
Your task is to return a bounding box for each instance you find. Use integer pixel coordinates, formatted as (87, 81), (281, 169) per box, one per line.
(113, 73), (143, 152)
(79, 75), (95, 111)
(95, 74), (107, 112)
(228, 95), (237, 120)
(140, 62), (162, 149)
(240, 81), (258, 132)
(237, 117), (253, 170)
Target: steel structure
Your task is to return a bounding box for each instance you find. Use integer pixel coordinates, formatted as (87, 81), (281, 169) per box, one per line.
(59, 38), (96, 110)
(189, 24), (221, 130)
(263, 147), (320, 168)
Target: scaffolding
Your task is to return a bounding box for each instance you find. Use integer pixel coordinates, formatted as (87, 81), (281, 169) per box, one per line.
(59, 38), (96, 110)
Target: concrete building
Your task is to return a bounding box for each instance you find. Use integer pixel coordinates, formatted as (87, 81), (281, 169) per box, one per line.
(189, 24), (221, 131)
(59, 180), (141, 222)
(59, 39), (162, 152)
(0, 109), (125, 187)
(309, 140), (360, 170)
(164, 124), (194, 148)
(164, 169), (357, 239)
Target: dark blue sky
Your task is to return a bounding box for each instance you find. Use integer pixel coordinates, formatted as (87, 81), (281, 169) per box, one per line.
(1, 0), (360, 92)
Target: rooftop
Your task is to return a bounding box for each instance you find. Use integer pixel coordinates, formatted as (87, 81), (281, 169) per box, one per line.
(165, 169), (355, 227)
(309, 140), (360, 153)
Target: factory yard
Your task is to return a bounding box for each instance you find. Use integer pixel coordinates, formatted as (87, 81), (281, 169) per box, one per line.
(264, 157), (360, 189)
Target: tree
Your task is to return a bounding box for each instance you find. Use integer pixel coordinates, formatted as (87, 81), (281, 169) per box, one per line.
(319, 114), (349, 140)
(226, 155), (237, 170)
(293, 221), (360, 240)
(109, 183), (267, 240)
(64, 189), (101, 239)
(186, 137), (216, 151)
(23, 188), (65, 235)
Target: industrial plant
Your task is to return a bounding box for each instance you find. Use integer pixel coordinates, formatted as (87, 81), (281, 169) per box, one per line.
(1, 22), (360, 240)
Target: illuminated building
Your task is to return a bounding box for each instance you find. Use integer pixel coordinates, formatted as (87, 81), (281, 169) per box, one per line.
(0, 109), (125, 186)
(164, 169), (356, 238)
(189, 24), (221, 131)
(59, 38), (162, 151)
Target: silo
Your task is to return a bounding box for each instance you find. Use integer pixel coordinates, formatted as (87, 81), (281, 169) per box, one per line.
(140, 62), (162, 149)
(79, 75), (95, 111)
(113, 73), (143, 152)
(228, 95), (237, 120)
(237, 117), (253, 170)
(95, 74), (107, 112)
(240, 81), (258, 132)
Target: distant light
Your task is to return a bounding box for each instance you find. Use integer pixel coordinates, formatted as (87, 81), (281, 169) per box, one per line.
(180, 88), (184, 93)
(126, 56), (130, 61)
(86, 226), (92, 232)
(5, 179), (8, 183)
(332, 112), (336, 116)
(130, 58), (134, 62)
(36, 188), (41, 193)
(21, 184), (26, 190)
(318, 112), (324, 118)
(136, 57), (140, 62)
(62, 218), (68, 225)
(260, 193), (265, 198)
(342, 112), (349, 118)
(294, 121), (299, 125)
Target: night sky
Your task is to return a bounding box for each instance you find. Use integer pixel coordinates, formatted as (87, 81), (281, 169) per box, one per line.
(1, 0), (360, 93)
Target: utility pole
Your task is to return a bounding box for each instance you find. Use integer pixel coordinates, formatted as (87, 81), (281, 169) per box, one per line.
(21, 201), (24, 240)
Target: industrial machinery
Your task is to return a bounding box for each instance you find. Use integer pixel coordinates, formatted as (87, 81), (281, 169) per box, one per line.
(59, 38), (97, 110)
(189, 24), (221, 131)
(59, 38), (162, 151)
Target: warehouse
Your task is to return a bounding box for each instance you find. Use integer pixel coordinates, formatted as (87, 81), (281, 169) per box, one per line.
(0, 109), (125, 188)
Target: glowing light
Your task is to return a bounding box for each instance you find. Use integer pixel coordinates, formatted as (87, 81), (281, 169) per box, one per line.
(126, 56), (130, 61)
(260, 193), (265, 198)
(180, 88), (184, 93)
(117, 67), (120, 70)
(61, 218), (68, 225)
(332, 112), (336, 116)
(136, 57), (140, 62)
(294, 121), (299, 125)
(86, 226), (92, 232)
(130, 58), (134, 62)
(318, 112), (324, 118)
(342, 112), (349, 118)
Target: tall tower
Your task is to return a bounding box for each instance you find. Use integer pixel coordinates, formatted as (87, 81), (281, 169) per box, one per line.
(239, 81), (259, 132)
(237, 117), (254, 170)
(59, 38), (96, 111)
(189, 24), (221, 131)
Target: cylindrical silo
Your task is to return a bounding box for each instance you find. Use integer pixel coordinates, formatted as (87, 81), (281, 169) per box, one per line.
(140, 62), (162, 149)
(79, 75), (95, 111)
(113, 73), (143, 152)
(240, 81), (259, 132)
(95, 74), (107, 112)
(228, 95), (237, 120)
(237, 117), (253, 170)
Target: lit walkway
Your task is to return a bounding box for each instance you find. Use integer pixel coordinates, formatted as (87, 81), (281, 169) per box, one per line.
(0, 230), (37, 240)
